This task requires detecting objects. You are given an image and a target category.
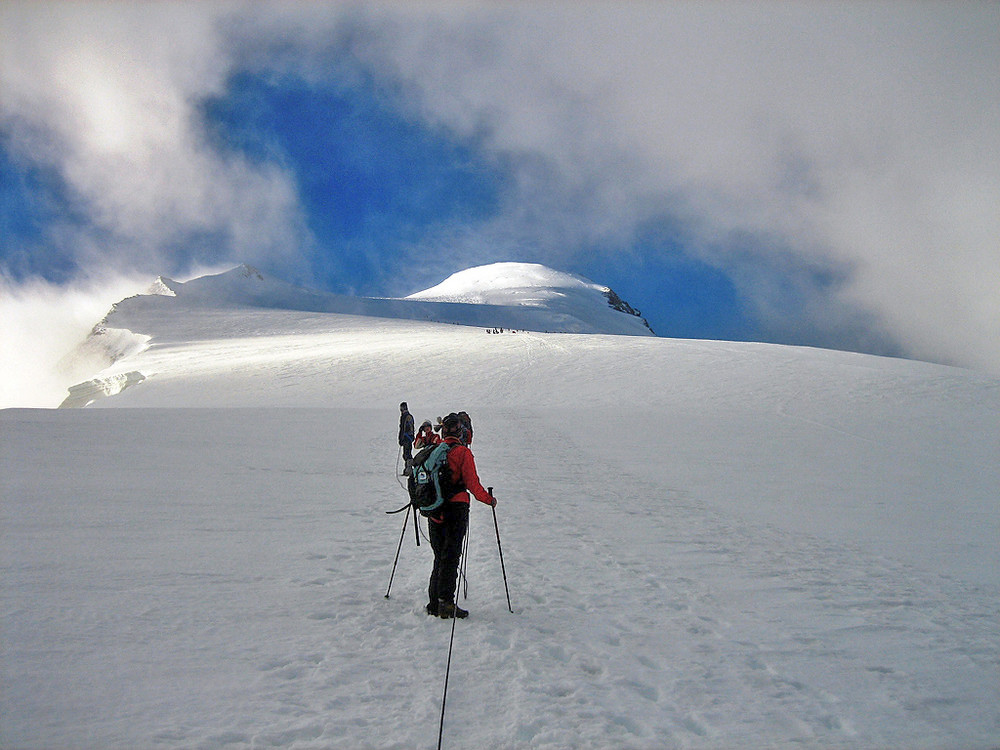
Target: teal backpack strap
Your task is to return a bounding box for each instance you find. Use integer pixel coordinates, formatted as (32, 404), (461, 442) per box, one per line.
(423, 442), (452, 514)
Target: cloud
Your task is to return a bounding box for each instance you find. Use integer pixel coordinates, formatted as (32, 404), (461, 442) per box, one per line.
(251, 2), (990, 370)
(357, 3), (999, 370)
(0, 0), (310, 278)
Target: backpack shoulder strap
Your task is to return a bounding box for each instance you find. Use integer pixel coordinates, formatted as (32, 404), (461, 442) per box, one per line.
(429, 442), (454, 505)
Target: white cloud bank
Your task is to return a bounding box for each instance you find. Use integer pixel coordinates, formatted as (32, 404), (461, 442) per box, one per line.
(344, 2), (1000, 371)
(2, 1), (998, 374)
(0, 0), (308, 276)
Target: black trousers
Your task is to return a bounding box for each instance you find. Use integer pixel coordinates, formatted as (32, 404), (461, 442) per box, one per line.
(428, 501), (469, 605)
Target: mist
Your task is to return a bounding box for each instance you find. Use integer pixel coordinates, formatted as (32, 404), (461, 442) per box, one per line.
(0, 273), (151, 408)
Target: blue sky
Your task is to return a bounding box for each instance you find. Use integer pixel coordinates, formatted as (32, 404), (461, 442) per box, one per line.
(201, 70), (504, 296)
(2, 1), (998, 374)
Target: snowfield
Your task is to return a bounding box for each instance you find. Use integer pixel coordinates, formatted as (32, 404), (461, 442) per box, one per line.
(2, 265), (999, 749)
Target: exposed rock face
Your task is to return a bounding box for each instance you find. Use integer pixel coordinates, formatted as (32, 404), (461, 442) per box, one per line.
(603, 288), (654, 334)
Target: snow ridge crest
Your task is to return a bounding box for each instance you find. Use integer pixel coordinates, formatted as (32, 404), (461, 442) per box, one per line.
(407, 262), (655, 333)
(108, 262), (655, 337)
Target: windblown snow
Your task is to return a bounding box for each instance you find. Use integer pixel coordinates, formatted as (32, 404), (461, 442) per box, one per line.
(2, 263), (998, 749)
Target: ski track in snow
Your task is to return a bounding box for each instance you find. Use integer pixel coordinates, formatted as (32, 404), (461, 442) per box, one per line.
(477, 410), (999, 749)
(3, 405), (998, 749)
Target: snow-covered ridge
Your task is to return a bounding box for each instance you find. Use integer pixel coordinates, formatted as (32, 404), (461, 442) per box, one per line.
(56, 262), (654, 408)
(98, 262), (656, 337)
(407, 262), (654, 332)
(407, 262), (609, 303)
(55, 323), (151, 403)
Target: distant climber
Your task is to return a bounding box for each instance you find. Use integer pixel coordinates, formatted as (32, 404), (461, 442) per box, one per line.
(414, 420), (440, 448)
(398, 402), (415, 474)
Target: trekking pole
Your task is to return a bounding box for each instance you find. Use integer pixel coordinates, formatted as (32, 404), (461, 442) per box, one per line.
(459, 511), (470, 601)
(488, 488), (513, 613)
(437, 521), (470, 750)
(437, 602), (458, 750)
(384, 506), (410, 599)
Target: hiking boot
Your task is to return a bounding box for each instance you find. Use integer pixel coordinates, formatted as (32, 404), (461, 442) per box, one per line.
(437, 600), (468, 619)
(425, 601), (439, 616)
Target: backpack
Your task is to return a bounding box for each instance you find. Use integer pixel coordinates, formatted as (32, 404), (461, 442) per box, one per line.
(457, 411), (473, 445)
(408, 441), (458, 516)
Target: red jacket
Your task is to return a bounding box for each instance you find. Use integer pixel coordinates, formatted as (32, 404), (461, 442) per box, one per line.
(414, 425), (440, 448)
(443, 437), (493, 506)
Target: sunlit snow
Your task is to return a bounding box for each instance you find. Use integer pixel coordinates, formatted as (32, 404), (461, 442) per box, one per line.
(2, 264), (998, 749)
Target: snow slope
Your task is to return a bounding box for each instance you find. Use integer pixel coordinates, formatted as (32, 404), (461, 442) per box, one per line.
(407, 262), (653, 333)
(2, 266), (999, 749)
(58, 263), (652, 407)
